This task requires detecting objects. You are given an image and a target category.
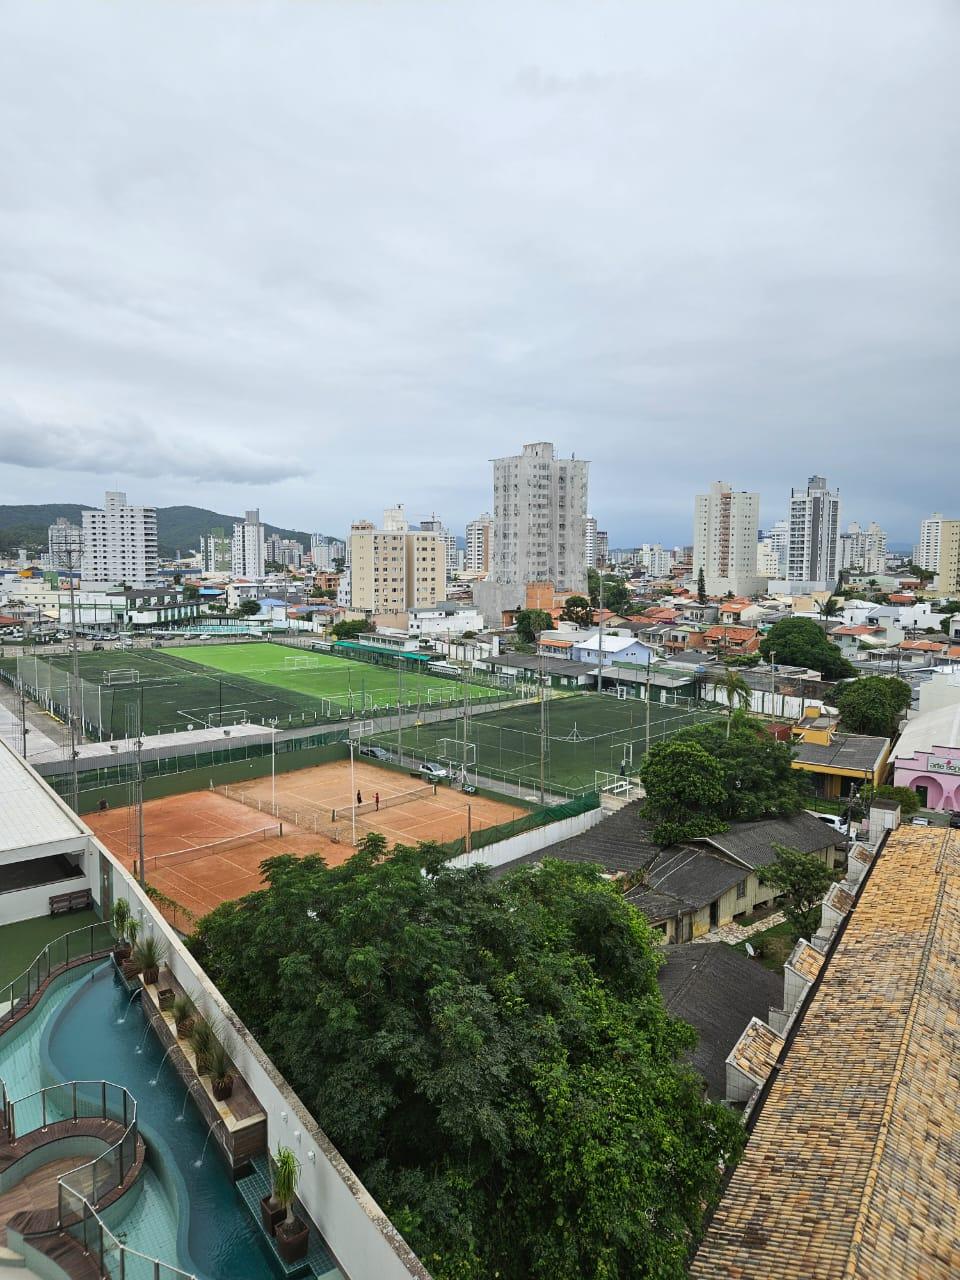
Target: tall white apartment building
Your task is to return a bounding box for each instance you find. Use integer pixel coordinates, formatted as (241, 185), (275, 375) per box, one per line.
(349, 519), (446, 612)
(231, 509), (266, 579)
(201, 528), (232, 573)
(693, 481), (763, 597)
(465, 513), (494, 574)
(640, 544), (674, 577)
(81, 491), (158, 587)
(311, 537), (346, 571)
(757, 538), (781, 578)
(762, 519), (789, 576)
(265, 535), (303, 568)
(916, 514), (945, 573)
(584, 515), (598, 568)
(48, 518), (81, 571)
(839, 521), (887, 575)
(420, 516), (459, 577)
(787, 476), (841, 586)
(474, 442), (589, 623)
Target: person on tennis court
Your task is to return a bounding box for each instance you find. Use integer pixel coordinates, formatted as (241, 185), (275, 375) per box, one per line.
(357, 789), (362, 807)
(374, 792), (380, 811)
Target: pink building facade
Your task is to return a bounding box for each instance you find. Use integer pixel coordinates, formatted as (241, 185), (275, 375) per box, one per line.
(893, 744), (960, 811)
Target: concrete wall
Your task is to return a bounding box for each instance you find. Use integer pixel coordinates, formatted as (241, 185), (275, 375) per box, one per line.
(0, 871), (91, 926)
(92, 843), (432, 1280)
(445, 806), (604, 871)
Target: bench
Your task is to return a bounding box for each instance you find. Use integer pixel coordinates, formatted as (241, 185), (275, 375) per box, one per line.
(49, 888), (94, 916)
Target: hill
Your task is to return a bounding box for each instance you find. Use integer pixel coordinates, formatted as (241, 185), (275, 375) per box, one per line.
(0, 503), (321, 559)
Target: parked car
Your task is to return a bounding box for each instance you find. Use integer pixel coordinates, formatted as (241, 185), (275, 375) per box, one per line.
(949, 812), (960, 830)
(92, 642), (104, 651)
(911, 815), (930, 827)
(416, 762), (449, 782)
(359, 745), (390, 761)
(808, 811), (846, 833)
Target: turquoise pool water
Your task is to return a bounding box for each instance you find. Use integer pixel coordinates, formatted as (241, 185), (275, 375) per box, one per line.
(45, 963), (285, 1279)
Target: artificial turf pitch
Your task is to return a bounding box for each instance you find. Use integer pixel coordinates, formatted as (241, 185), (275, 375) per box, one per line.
(379, 692), (719, 793)
(4, 642), (505, 737)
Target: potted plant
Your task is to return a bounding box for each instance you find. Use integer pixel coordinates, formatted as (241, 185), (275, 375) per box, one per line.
(121, 920), (142, 980)
(208, 1038), (234, 1101)
(133, 935), (164, 986)
(189, 1018), (214, 1075)
(111, 899), (131, 959)
(173, 995), (196, 1039)
(267, 1147), (309, 1259)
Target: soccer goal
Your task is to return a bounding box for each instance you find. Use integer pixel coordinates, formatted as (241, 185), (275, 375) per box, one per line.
(348, 719), (376, 740)
(605, 684), (628, 700)
(437, 738), (476, 766)
(103, 669), (139, 685)
(282, 654), (321, 670)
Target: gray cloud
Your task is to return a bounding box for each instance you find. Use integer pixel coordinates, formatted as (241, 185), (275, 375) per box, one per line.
(0, 0), (957, 542)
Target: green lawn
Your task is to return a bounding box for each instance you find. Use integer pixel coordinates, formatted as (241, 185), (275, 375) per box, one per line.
(728, 920), (796, 972)
(0, 909), (102, 987)
(0, 642), (508, 738)
(374, 692), (719, 794)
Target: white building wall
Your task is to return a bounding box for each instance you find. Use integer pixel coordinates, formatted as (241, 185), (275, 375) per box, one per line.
(787, 476), (841, 585)
(231, 510), (266, 579)
(81, 492), (158, 588)
(692, 481), (763, 596)
(918, 513), (944, 573)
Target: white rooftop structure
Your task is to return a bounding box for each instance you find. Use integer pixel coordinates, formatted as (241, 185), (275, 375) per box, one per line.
(889, 704), (960, 762)
(0, 740), (87, 856)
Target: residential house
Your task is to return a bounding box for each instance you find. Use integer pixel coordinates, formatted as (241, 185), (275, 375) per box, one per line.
(717, 599), (763, 626)
(889, 704), (960, 811)
(570, 631), (655, 668)
(790, 711), (890, 800)
(689, 624), (760, 657)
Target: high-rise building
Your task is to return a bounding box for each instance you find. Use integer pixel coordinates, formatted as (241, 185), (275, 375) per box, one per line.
(839, 521), (887, 575)
(311, 537), (345, 571)
(48, 518), (81, 572)
(201, 527), (232, 573)
(465, 513), (493, 574)
(787, 476), (841, 585)
(756, 538), (781, 578)
(936, 520), (960, 595)
(349, 519), (446, 612)
(596, 529), (609, 567)
(916, 513), (945, 573)
(81, 491), (158, 587)
(584, 515), (598, 568)
(493, 442), (588, 588)
(231, 509), (266, 579)
(382, 505), (409, 533)
(639, 544), (674, 577)
(693, 481), (763, 597)
(762, 519), (789, 577)
(420, 515), (458, 577)
(265, 535), (303, 568)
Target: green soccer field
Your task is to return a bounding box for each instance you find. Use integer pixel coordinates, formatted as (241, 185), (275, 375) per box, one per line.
(377, 692), (719, 795)
(173, 642), (506, 715)
(0, 641), (512, 739)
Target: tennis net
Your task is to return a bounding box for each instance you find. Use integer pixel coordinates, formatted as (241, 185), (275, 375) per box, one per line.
(331, 783), (436, 821)
(144, 825), (281, 872)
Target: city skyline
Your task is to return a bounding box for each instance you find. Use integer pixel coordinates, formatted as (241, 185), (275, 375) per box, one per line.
(1, 0), (957, 545)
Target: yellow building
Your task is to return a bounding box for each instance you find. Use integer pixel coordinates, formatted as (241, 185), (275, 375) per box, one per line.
(936, 518), (960, 595)
(790, 708), (889, 800)
(349, 520), (446, 613)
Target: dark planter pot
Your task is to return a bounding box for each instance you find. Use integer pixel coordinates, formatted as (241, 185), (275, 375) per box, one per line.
(176, 1018), (195, 1040)
(113, 942), (132, 961)
(195, 1054), (212, 1076)
(276, 1218), (309, 1263)
(121, 959), (141, 981)
(142, 966), (160, 985)
(158, 988), (175, 1011)
(260, 1196), (285, 1237)
(212, 1075), (233, 1101)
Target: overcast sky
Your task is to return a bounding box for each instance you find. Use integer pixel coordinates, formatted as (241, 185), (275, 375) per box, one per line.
(1, 1), (957, 546)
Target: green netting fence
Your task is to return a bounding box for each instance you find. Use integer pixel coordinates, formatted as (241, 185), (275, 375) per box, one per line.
(437, 792), (600, 860)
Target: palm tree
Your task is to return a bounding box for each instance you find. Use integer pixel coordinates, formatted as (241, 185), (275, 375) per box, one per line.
(714, 668), (752, 738)
(818, 596), (841, 619)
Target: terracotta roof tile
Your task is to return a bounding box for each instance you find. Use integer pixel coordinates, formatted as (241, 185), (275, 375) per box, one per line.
(787, 939), (824, 983)
(692, 827), (960, 1279)
(728, 1017), (785, 1086)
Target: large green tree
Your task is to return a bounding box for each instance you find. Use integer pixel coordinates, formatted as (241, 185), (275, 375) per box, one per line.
(559, 594), (593, 627)
(712, 668), (752, 738)
(331, 618), (367, 641)
(836, 676), (911, 738)
(758, 843), (834, 940)
(515, 608), (552, 645)
(640, 717), (807, 844)
(758, 616), (856, 680)
(191, 842), (743, 1279)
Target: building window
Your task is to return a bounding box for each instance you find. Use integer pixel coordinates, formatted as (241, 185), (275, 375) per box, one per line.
(736, 878), (747, 900)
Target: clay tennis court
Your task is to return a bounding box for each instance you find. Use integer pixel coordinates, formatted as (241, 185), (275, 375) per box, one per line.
(86, 761), (527, 923)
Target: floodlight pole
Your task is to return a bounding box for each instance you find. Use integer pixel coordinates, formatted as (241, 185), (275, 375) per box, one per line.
(396, 658), (404, 766)
(596, 568), (604, 694)
(66, 540), (82, 812)
(769, 650), (776, 719)
(539, 652), (546, 805)
(645, 660), (652, 759)
(270, 719), (278, 815)
(349, 737), (357, 847)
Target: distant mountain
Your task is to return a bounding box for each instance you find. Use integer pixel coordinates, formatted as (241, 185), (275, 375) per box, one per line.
(0, 503), (322, 559)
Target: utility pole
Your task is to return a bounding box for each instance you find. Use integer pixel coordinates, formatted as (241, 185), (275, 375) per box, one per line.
(769, 650), (777, 719)
(18, 678), (28, 758)
(539, 651), (547, 805)
(66, 539), (82, 812)
(596, 569), (605, 694)
(135, 686), (146, 887)
(644, 660), (652, 759)
(396, 657), (404, 765)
